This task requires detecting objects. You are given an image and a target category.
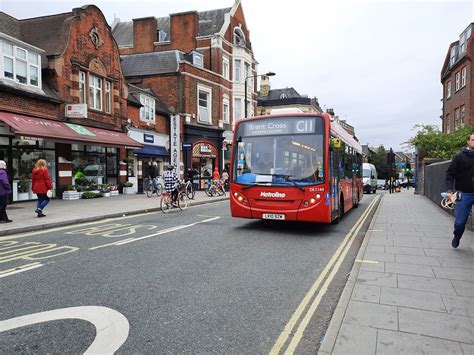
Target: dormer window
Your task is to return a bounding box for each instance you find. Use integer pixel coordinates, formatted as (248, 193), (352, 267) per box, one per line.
(280, 93), (288, 99)
(234, 28), (245, 46)
(1, 39), (41, 87)
(139, 94), (155, 122)
(450, 46), (457, 66)
(157, 29), (167, 43)
(460, 32), (467, 53)
(192, 52), (203, 68)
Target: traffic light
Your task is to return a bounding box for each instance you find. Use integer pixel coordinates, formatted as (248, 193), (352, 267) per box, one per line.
(405, 161), (412, 174)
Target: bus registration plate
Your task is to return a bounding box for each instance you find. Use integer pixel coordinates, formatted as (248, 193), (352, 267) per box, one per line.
(262, 213), (285, 220)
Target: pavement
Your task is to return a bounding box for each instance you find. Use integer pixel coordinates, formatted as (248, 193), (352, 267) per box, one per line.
(1, 191), (228, 236)
(319, 189), (474, 355)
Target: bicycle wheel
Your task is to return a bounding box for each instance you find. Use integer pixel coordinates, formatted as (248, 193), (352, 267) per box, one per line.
(160, 195), (172, 213)
(156, 183), (163, 197)
(178, 192), (188, 210)
(218, 185), (225, 196)
(205, 186), (213, 197)
(145, 180), (153, 198)
(186, 183), (195, 199)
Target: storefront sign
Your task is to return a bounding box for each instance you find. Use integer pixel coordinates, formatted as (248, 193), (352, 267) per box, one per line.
(243, 117), (318, 137)
(182, 142), (192, 150)
(170, 114), (180, 170)
(65, 123), (96, 137)
(144, 134), (154, 143)
(65, 104), (88, 119)
(192, 142), (217, 158)
(200, 145), (211, 153)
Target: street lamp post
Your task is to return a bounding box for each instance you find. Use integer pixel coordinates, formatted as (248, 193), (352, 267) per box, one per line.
(244, 71), (275, 118)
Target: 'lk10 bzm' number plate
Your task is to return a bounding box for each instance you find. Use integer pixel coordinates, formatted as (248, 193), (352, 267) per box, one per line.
(262, 213), (285, 220)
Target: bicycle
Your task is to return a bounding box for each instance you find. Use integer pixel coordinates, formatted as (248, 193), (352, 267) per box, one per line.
(206, 179), (225, 197)
(184, 179), (195, 199)
(160, 184), (188, 213)
(144, 177), (163, 197)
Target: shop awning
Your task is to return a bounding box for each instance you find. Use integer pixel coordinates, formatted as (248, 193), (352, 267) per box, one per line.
(134, 144), (169, 157)
(0, 112), (143, 148)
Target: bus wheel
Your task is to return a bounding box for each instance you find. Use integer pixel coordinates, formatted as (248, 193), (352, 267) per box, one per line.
(331, 196), (344, 224)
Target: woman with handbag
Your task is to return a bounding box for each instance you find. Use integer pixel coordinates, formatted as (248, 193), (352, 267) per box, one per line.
(31, 159), (53, 218)
(0, 160), (12, 223)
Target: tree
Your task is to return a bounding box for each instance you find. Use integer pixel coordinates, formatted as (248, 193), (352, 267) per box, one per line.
(407, 124), (474, 159)
(368, 145), (390, 180)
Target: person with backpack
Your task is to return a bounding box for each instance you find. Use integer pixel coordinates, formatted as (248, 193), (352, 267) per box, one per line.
(445, 131), (474, 248)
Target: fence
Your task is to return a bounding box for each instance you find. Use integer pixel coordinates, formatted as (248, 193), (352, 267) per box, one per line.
(424, 159), (472, 230)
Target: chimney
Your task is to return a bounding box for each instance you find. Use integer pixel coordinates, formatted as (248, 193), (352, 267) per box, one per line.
(169, 11), (198, 53)
(260, 75), (271, 97)
(132, 17), (157, 52)
(326, 108), (335, 116)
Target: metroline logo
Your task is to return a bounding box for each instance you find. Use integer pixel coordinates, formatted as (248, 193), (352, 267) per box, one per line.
(260, 192), (286, 198)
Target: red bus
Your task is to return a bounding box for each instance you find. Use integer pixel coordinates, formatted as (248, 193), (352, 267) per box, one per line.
(229, 112), (363, 223)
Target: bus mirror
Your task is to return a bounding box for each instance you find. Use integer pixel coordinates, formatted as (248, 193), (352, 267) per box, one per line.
(332, 138), (342, 149)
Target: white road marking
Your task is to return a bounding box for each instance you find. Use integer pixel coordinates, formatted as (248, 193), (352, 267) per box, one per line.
(0, 262), (43, 278)
(0, 306), (129, 354)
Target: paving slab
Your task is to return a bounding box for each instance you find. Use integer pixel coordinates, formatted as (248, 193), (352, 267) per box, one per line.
(377, 329), (464, 355)
(395, 254), (441, 266)
(357, 271), (398, 288)
(332, 323), (377, 355)
(344, 300), (398, 330)
(385, 246), (426, 256)
(385, 262), (435, 278)
(399, 307), (473, 344)
(433, 266), (474, 282)
(352, 284), (381, 303)
(380, 287), (445, 312)
(451, 280), (474, 298)
(397, 274), (457, 295)
(442, 295), (474, 316)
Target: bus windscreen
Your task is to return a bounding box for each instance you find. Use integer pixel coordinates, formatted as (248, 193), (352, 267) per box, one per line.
(233, 116), (325, 187)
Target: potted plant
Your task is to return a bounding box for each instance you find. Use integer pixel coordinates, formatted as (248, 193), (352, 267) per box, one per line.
(100, 184), (111, 197)
(122, 181), (135, 195)
(109, 184), (119, 196)
(62, 185), (80, 200)
(17, 179), (30, 201)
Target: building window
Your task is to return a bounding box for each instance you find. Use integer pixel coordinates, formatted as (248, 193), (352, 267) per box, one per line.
(234, 98), (242, 120)
(234, 28), (245, 46)
(139, 94), (155, 122)
(460, 32), (467, 53)
(79, 71), (86, 104)
(1, 40), (41, 87)
(234, 59), (241, 82)
(197, 85), (212, 124)
(158, 30), (167, 42)
(450, 47), (456, 66)
(222, 56), (229, 80)
(455, 107), (460, 129)
(446, 114), (451, 133)
(223, 96), (230, 124)
(446, 81), (451, 99)
(244, 62), (251, 88)
(89, 75), (102, 110)
(460, 105), (465, 125)
(105, 81), (111, 113)
(455, 72), (461, 91)
(193, 52), (203, 68)
(461, 67), (467, 87)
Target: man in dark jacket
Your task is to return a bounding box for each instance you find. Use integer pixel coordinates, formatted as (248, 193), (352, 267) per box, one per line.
(445, 131), (474, 248)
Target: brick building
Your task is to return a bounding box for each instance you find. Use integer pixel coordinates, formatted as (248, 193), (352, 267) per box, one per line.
(0, 5), (156, 201)
(112, 0), (257, 185)
(441, 23), (473, 133)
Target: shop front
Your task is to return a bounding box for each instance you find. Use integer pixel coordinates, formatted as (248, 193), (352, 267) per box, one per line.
(0, 112), (142, 202)
(127, 128), (169, 193)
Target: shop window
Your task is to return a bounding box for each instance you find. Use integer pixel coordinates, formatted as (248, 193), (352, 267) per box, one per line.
(72, 145), (117, 186)
(1, 39), (41, 87)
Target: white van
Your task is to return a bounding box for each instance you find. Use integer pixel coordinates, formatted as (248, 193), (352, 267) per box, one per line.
(363, 163), (377, 194)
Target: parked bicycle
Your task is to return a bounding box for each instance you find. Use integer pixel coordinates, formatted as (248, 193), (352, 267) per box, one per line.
(160, 181), (188, 213)
(205, 179), (226, 197)
(144, 177), (163, 197)
(184, 179), (195, 199)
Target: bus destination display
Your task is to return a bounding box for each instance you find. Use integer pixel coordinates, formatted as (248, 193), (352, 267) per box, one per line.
(243, 117), (318, 137)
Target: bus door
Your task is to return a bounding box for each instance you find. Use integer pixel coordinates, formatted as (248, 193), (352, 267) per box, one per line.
(329, 146), (339, 219)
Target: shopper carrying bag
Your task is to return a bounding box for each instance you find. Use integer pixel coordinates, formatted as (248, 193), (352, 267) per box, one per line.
(31, 159), (53, 218)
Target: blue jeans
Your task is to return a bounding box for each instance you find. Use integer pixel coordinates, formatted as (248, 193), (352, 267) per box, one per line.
(36, 194), (50, 211)
(454, 192), (474, 239)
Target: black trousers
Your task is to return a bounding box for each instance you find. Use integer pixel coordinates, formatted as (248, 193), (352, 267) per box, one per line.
(0, 195), (9, 221)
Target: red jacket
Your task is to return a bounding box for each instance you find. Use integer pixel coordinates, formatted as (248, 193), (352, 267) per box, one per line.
(31, 168), (52, 194)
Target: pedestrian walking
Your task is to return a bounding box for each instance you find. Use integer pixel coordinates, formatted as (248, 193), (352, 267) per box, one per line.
(213, 167), (220, 181)
(445, 131), (474, 248)
(146, 160), (158, 192)
(221, 169), (229, 191)
(0, 160), (12, 223)
(31, 159), (53, 218)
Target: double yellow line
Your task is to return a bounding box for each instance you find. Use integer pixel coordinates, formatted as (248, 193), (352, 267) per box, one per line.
(270, 196), (380, 355)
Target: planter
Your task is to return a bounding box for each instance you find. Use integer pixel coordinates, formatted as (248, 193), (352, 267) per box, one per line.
(17, 192), (29, 201)
(62, 191), (80, 200)
(123, 187), (135, 195)
(103, 192), (111, 197)
(110, 190), (119, 196)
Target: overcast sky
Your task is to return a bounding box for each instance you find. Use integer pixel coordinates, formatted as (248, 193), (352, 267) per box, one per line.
(2, 0), (473, 151)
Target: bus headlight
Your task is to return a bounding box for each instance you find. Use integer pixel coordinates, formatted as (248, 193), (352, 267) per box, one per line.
(238, 196), (243, 202)
(310, 198), (316, 204)
(316, 194), (321, 199)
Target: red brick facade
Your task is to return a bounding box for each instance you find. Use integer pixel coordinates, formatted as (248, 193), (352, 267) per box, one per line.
(441, 32), (474, 133)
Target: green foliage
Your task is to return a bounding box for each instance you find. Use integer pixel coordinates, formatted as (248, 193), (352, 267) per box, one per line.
(18, 179), (30, 193)
(368, 145), (390, 180)
(122, 181), (133, 187)
(81, 191), (103, 199)
(407, 124), (473, 159)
